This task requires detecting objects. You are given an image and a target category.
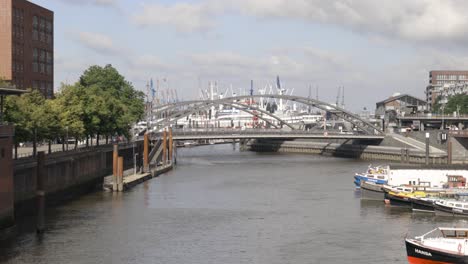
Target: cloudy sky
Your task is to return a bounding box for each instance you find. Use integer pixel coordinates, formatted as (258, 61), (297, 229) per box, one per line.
(37, 0), (468, 111)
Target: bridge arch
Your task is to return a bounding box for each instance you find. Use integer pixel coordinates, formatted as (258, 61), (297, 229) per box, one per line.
(151, 95), (383, 135)
(155, 100), (295, 129)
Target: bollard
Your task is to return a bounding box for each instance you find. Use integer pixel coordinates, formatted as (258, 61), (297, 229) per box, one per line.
(143, 133), (149, 172)
(400, 149), (405, 163)
(169, 128), (173, 163)
(162, 129), (167, 165)
(36, 151), (46, 234)
(113, 144), (118, 191)
(117, 156), (124, 192)
(405, 148), (410, 163)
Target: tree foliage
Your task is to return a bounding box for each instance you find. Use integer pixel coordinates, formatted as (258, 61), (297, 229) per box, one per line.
(3, 65), (145, 151)
(444, 94), (468, 115)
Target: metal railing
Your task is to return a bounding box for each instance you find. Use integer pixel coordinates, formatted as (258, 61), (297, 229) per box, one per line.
(449, 130), (468, 137)
(399, 114), (468, 119)
(14, 140), (142, 160)
(152, 128), (376, 138)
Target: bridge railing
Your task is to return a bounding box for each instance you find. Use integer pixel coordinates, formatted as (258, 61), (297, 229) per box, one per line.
(399, 114), (468, 119)
(449, 130), (468, 137)
(152, 128), (368, 138)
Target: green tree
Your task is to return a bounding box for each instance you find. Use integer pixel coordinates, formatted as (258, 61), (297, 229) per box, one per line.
(444, 94), (468, 115)
(54, 83), (86, 150)
(432, 95), (443, 113)
(4, 89), (47, 156)
(79, 64), (145, 141)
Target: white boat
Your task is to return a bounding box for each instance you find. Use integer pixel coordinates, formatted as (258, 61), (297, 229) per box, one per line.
(406, 227), (468, 263)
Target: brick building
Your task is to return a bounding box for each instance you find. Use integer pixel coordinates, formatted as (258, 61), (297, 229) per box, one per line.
(0, 0), (53, 98)
(426, 70), (468, 110)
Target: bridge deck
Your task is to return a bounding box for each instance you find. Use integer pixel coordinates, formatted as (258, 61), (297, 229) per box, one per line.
(155, 130), (384, 141)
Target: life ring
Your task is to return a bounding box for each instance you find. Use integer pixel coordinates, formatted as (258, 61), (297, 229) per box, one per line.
(458, 243), (462, 253)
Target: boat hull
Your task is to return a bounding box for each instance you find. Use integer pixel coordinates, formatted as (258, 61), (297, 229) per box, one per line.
(384, 192), (412, 207)
(354, 174), (387, 188)
(360, 181), (385, 201)
(411, 198), (435, 213)
(434, 204), (468, 217)
(405, 239), (467, 264)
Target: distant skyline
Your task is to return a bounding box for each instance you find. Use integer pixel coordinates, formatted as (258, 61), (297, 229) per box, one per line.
(36, 0), (468, 111)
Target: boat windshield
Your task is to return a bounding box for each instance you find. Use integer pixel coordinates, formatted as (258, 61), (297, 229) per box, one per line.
(441, 229), (468, 238)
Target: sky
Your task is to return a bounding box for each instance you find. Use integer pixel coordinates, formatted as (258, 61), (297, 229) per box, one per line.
(34, 0), (468, 111)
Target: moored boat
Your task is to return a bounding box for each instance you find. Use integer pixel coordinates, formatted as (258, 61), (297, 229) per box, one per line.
(410, 197), (437, 213)
(405, 227), (468, 264)
(434, 200), (468, 217)
(360, 181), (385, 201)
(384, 190), (426, 207)
(354, 165), (389, 188)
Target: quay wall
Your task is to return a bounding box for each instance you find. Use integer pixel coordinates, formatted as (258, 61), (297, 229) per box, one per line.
(249, 140), (448, 164)
(0, 126), (15, 231)
(13, 142), (143, 216)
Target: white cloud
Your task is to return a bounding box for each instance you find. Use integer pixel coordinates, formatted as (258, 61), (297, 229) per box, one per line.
(59, 0), (118, 6)
(132, 2), (218, 33)
(132, 0), (468, 44)
(77, 31), (119, 55)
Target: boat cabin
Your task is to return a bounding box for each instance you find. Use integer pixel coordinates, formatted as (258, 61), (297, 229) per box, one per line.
(440, 228), (468, 238)
(446, 175), (466, 188)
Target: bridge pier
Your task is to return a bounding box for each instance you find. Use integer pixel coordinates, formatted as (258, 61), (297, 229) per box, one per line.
(240, 139), (249, 151)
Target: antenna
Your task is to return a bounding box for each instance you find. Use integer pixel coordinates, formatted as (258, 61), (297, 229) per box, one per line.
(341, 86), (345, 109)
(336, 87), (341, 106)
(250, 80), (254, 96)
(308, 85), (311, 113)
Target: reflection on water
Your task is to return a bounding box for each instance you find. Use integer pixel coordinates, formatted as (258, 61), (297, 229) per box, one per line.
(0, 144), (467, 264)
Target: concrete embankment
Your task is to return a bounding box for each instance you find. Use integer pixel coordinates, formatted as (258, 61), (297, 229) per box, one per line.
(248, 139), (448, 164)
(1, 132), (176, 236)
(12, 142), (144, 217)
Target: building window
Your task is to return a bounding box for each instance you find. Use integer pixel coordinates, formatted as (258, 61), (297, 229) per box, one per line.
(32, 16), (52, 45)
(33, 16), (38, 28)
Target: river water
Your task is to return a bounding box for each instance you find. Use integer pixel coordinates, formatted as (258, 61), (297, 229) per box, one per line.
(0, 144), (466, 264)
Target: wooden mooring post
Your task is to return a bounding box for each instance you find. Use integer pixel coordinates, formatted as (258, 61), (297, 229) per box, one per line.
(113, 144), (118, 191)
(36, 151), (46, 234)
(117, 156), (124, 192)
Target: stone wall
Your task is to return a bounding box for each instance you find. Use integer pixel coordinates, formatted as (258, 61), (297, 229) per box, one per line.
(249, 140), (448, 164)
(13, 141), (143, 216)
(450, 137), (468, 164)
(0, 125), (14, 230)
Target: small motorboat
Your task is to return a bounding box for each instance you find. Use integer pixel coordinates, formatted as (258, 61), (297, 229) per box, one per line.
(405, 227), (468, 263)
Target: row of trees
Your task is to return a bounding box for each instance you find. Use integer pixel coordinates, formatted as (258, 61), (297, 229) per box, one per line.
(4, 64), (145, 157)
(433, 94), (468, 115)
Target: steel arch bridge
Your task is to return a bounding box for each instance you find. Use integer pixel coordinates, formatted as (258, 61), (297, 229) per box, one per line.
(150, 95), (383, 135)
